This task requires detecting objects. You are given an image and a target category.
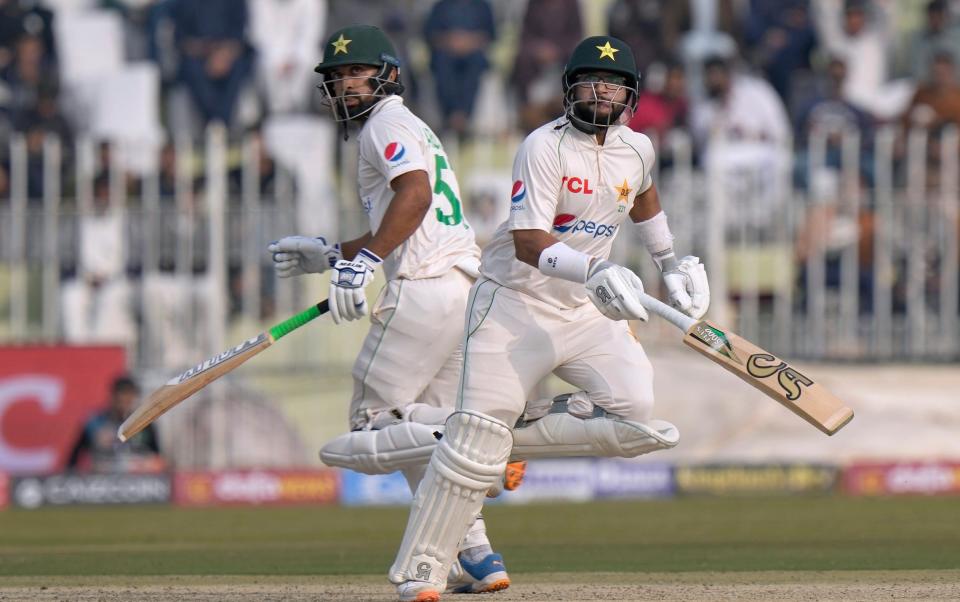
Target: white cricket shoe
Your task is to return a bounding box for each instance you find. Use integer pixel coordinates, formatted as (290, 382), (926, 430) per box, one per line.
(397, 580), (441, 602)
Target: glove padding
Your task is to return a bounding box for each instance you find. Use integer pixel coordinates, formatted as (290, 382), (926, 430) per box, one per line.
(329, 249), (382, 324)
(268, 236), (342, 278)
(662, 255), (710, 319)
(584, 261), (649, 321)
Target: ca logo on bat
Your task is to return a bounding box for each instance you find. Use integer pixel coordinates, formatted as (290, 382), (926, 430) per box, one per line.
(746, 353), (814, 400)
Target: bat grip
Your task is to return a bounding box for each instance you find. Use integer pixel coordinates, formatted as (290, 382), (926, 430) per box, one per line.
(638, 292), (697, 332)
(268, 300), (330, 340)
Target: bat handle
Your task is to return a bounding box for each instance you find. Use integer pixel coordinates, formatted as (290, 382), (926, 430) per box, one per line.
(638, 292), (697, 332)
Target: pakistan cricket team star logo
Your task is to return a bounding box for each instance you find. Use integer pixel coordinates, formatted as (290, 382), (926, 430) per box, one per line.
(596, 41), (619, 61)
(331, 34), (351, 55)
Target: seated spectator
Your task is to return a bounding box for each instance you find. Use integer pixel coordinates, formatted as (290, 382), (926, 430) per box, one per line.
(607, 0), (679, 73)
(904, 51), (960, 130)
(61, 171), (137, 349)
(794, 56), (874, 180)
(627, 60), (688, 143)
(171, 0), (254, 127)
(744, 0), (816, 107)
(2, 32), (58, 122)
(691, 54), (791, 234)
(66, 375), (164, 473)
(248, 0), (324, 115)
(509, 0), (582, 133)
(903, 0), (960, 81)
(424, 0), (496, 137)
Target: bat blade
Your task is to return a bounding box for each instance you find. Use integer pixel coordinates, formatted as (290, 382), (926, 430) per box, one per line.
(683, 320), (854, 435)
(117, 333), (272, 442)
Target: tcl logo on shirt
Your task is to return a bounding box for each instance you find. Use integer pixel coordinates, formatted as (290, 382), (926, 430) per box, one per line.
(561, 176), (593, 194)
(552, 214), (618, 238)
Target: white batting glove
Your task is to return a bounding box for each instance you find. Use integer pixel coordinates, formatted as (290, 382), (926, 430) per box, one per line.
(329, 248), (382, 325)
(268, 236), (342, 278)
(585, 261), (649, 321)
(662, 255), (710, 319)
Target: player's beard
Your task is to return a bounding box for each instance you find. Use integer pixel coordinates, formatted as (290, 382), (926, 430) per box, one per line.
(566, 82), (635, 131)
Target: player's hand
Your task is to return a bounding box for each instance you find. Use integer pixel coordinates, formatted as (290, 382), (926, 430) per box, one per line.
(584, 261), (649, 321)
(329, 248), (382, 324)
(268, 236), (342, 278)
(662, 255), (709, 319)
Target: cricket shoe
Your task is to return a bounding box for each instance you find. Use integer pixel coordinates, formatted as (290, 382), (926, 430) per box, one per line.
(486, 461), (527, 498)
(397, 580), (441, 602)
(446, 552), (510, 594)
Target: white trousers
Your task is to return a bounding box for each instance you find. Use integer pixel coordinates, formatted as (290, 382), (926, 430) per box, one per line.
(458, 278), (655, 426)
(349, 269), (473, 430)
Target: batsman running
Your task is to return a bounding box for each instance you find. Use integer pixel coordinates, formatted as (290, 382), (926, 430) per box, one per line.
(268, 25), (519, 595)
(389, 36), (711, 602)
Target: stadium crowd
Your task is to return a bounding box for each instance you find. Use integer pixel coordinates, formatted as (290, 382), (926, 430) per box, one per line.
(1, 0), (958, 360)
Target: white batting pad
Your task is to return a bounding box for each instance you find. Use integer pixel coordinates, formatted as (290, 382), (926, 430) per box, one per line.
(319, 422), (442, 475)
(511, 413), (679, 459)
(389, 411), (512, 588)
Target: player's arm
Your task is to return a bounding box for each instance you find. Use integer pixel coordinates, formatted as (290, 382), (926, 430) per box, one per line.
(630, 181), (710, 319)
(362, 170), (432, 258)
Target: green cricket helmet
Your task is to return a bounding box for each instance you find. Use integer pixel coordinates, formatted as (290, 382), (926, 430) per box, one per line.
(562, 36), (639, 134)
(314, 25), (404, 123)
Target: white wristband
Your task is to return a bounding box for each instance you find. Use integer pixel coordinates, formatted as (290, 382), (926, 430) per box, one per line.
(538, 242), (594, 283)
(635, 211), (676, 270)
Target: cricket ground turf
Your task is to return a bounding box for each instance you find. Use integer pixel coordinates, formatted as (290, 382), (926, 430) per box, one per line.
(1, 497), (958, 600)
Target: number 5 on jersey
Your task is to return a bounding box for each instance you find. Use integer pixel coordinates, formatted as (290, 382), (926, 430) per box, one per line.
(433, 154), (463, 226)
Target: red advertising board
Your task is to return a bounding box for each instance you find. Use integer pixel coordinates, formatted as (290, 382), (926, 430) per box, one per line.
(174, 469), (340, 507)
(0, 472), (8, 509)
(843, 462), (960, 496)
(0, 346), (126, 475)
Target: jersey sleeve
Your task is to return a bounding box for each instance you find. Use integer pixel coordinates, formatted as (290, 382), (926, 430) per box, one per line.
(362, 116), (428, 181)
(634, 132), (657, 195)
(506, 130), (562, 232)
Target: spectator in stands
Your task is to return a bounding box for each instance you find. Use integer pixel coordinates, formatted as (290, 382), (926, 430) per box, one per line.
(13, 84), (72, 201)
(744, 0), (817, 108)
(812, 0), (914, 120)
(2, 32), (58, 123)
(424, 0), (496, 137)
(328, 2), (424, 110)
(66, 375), (164, 473)
(794, 57), (874, 177)
(904, 51), (960, 130)
(510, 0), (582, 133)
(607, 0), (681, 74)
(691, 54), (791, 154)
(171, 0), (253, 127)
(904, 0), (960, 81)
(627, 60), (688, 143)
(691, 54), (791, 234)
(61, 170), (137, 348)
(248, 0), (325, 115)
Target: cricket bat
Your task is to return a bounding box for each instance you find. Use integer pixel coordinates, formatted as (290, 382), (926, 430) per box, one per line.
(639, 293), (854, 435)
(118, 301), (329, 442)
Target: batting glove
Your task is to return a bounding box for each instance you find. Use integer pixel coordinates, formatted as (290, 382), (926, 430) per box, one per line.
(329, 248), (382, 324)
(585, 261), (649, 321)
(662, 255), (710, 319)
(268, 236), (342, 278)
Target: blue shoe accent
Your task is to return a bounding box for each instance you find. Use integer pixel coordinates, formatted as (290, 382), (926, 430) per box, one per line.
(449, 552), (510, 594)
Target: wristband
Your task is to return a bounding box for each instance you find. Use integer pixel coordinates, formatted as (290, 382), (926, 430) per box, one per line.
(635, 211), (676, 270)
(538, 242), (594, 283)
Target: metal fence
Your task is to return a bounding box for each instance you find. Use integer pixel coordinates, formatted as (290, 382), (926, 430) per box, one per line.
(2, 124), (958, 371)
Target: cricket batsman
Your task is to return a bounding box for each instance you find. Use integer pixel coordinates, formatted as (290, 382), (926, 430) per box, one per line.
(268, 25), (517, 594)
(388, 35), (710, 601)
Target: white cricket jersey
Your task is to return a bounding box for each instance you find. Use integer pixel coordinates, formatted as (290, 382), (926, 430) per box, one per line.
(480, 118), (656, 309)
(357, 96), (480, 280)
